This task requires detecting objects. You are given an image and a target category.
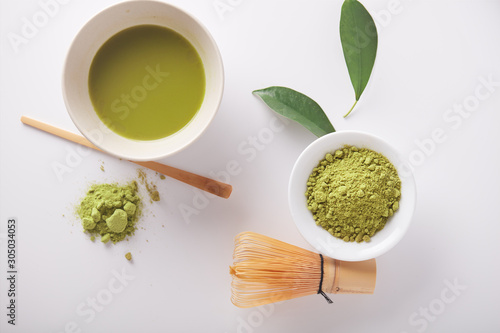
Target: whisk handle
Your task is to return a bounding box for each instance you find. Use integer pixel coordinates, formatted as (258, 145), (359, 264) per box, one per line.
(323, 257), (376, 294)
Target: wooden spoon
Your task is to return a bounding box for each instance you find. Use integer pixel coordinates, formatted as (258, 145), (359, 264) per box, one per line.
(21, 116), (232, 199)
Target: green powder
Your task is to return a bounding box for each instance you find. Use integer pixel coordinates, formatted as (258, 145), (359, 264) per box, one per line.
(305, 146), (401, 243)
(77, 182), (142, 243)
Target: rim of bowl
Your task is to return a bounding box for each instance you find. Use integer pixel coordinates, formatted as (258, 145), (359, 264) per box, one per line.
(288, 130), (417, 261)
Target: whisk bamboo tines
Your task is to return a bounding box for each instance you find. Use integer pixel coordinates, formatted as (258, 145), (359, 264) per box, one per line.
(229, 232), (376, 308)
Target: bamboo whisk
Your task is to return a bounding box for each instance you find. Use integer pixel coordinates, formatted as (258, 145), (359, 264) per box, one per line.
(230, 232), (376, 308)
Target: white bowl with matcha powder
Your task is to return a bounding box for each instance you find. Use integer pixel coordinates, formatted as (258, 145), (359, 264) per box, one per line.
(289, 131), (417, 262)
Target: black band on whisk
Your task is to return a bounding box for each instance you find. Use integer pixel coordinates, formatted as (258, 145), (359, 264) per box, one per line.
(318, 254), (333, 304)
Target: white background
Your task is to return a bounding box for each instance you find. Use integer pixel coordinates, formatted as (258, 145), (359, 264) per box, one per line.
(1, 0), (499, 332)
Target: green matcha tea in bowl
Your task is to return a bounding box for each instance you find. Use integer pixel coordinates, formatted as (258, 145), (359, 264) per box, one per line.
(62, 0), (224, 161)
(289, 131), (416, 261)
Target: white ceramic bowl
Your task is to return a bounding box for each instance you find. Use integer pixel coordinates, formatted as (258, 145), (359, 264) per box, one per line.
(62, 0), (224, 161)
(289, 131), (416, 261)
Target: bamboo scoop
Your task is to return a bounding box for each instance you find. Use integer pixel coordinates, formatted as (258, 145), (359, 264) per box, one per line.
(21, 116), (232, 199)
(230, 232), (376, 308)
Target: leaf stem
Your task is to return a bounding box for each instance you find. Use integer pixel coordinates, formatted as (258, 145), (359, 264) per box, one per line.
(344, 100), (358, 118)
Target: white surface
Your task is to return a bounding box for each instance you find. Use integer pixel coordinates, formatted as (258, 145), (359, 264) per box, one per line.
(63, 0), (224, 161)
(289, 131), (416, 261)
(1, 0), (499, 332)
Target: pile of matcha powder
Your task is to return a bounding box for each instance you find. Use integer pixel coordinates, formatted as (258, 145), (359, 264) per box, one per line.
(77, 181), (141, 243)
(306, 146), (401, 243)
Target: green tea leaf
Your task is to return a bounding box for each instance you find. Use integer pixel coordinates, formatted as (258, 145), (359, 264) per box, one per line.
(340, 0), (378, 117)
(253, 86), (335, 137)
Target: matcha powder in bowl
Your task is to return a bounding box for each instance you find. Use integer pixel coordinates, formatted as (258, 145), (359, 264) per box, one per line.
(289, 131), (416, 261)
(306, 146), (401, 243)
(77, 181), (142, 243)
